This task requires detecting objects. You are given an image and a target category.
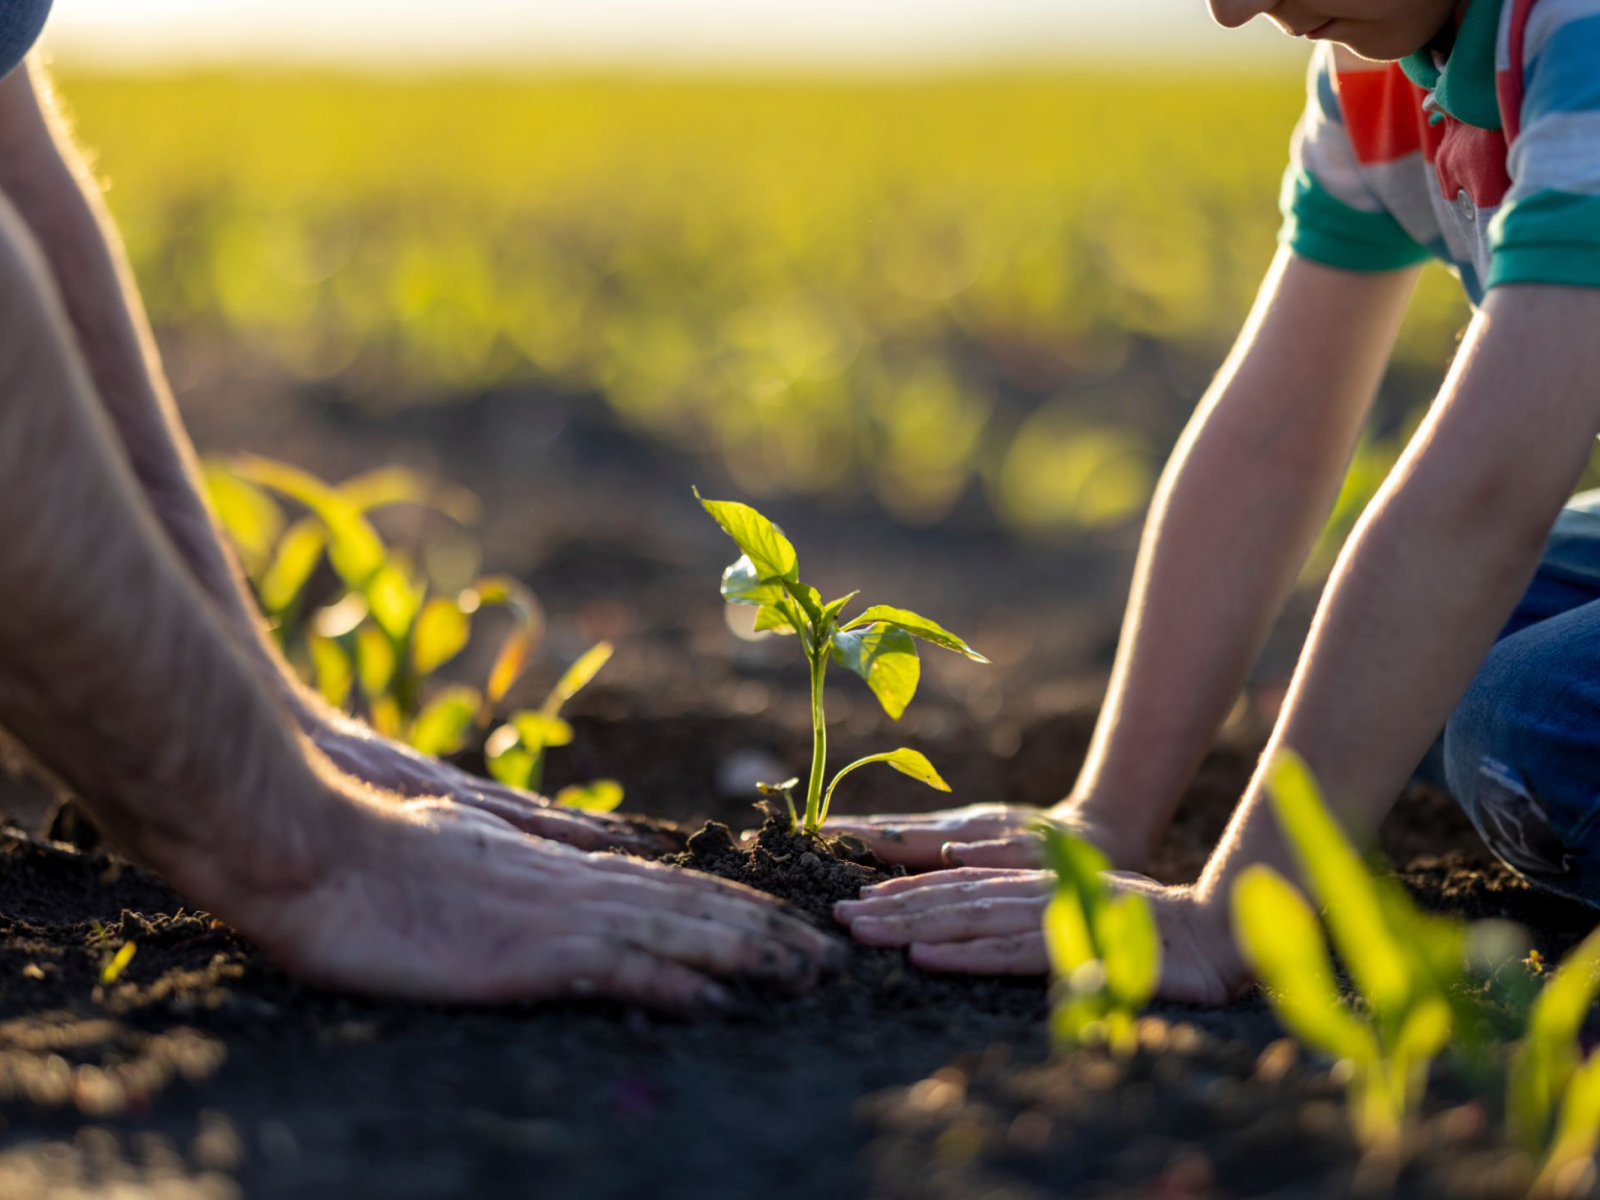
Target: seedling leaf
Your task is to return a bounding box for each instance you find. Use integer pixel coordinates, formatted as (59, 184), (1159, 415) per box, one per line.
(232, 455), (387, 588)
(695, 489), (799, 583)
(412, 597), (471, 676)
(366, 564), (421, 642)
(754, 604), (799, 635)
(100, 941), (136, 987)
(408, 686), (480, 756)
(831, 625), (920, 719)
(204, 464), (284, 570)
(308, 634), (353, 709)
(1100, 891), (1161, 1009)
(486, 744), (536, 790)
(721, 555), (788, 608)
(1233, 865), (1378, 1064)
(1264, 750), (1410, 1015)
(547, 642), (613, 710)
(820, 592), (859, 628)
(843, 605), (988, 662)
(513, 711), (575, 751)
(356, 624), (397, 699)
(338, 465), (481, 524)
(555, 779), (625, 813)
(259, 518), (326, 614)
(820, 748), (948, 824)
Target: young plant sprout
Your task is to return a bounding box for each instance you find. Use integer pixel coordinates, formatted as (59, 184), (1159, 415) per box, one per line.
(206, 455), (619, 811)
(1039, 825), (1160, 1055)
(1507, 924), (1600, 1195)
(484, 642), (624, 813)
(1231, 750), (1465, 1151)
(697, 489), (987, 833)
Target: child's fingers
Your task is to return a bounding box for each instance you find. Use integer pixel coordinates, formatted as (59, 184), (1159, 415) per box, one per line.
(942, 835), (1042, 869)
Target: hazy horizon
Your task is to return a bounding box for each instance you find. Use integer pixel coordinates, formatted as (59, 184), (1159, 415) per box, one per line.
(40, 0), (1300, 69)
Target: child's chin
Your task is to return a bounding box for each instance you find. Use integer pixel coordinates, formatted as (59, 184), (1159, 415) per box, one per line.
(1331, 28), (1432, 63)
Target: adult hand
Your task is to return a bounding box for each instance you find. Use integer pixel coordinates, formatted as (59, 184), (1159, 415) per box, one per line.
(832, 867), (1244, 1005)
(230, 796), (843, 1011)
(824, 804), (1145, 873)
(307, 718), (667, 854)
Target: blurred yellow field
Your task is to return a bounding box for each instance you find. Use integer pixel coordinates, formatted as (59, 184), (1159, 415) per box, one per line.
(55, 68), (1470, 526)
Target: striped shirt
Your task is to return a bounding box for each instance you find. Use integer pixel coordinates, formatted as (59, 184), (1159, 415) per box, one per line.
(1280, 0), (1600, 303)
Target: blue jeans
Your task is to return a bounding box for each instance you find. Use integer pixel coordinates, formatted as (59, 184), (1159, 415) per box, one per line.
(1443, 490), (1600, 906)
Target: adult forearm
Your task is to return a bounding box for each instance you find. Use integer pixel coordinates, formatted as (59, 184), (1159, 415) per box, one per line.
(1065, 252), (1416, 854)
(0, 62), (315, 720)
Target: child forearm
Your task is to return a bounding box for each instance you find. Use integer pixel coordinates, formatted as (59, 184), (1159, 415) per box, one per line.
(1064, 252), (1416, 858)
(1198, 285), (1600, 906)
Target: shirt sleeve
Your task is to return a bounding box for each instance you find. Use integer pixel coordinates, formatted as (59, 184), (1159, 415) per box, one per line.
(1488, 0), (1600, 290)
(1279, 45), (1433, 273)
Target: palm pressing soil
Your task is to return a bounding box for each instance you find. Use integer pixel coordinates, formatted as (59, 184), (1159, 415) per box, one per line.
(0, 359), (1595, 1198)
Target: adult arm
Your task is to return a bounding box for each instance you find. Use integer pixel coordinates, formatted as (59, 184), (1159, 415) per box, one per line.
(0, 59), (652, 851)
(831, 248), (1418, 869)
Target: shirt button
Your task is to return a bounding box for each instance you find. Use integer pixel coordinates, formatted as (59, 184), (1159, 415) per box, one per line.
(1458, 189), (1476, 219)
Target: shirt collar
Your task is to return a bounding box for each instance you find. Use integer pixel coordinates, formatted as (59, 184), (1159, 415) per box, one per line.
(1397, 0), (1506, 129)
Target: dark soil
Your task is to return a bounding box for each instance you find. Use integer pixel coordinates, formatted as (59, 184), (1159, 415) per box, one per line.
(1, 352), (1595, 1198)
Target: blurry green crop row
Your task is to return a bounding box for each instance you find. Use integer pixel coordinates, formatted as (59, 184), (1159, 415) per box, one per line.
(59, 69), (1469, 529)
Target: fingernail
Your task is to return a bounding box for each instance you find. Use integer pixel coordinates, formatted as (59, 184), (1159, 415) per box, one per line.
(942, 842), (964, 866)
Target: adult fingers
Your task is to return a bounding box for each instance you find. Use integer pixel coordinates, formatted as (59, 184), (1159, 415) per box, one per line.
(457, 791), (667, 854)
(570, 864), (842, 969)
(843, 896), (1048, 947)
(577, 900), (823, 992)
(942, 835), (1043, 869)
(909, 931), (1050, 976)
(502, 934), (731, 1013)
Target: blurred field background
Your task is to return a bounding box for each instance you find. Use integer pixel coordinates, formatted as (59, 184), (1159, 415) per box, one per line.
(53, 65), (1476, 542)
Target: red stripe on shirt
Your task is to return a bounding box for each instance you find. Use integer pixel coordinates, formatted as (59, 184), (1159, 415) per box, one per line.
(1338, 65), (1434, 163)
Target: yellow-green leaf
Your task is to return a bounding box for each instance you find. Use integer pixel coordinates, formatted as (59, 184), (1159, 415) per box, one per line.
(100, 941), (136, 987)
(843, 604), (988, 662)
(487, 745), (536, 791)
(754, 603), (798, 635)
(831, 625), (919, 719)
(819, 747), (947, 824)
(308, 634), (353, 710)
(1232, 864), (1378, 1065)
(259, 517), (326, 614)
(338, 465), (481, 524)
(555, 779), (624, 813)
(721, 554), (788, 608)
(356, 623), (397, 699)
(512, 711), (574, 752)
(1264, 750), (1411, 1016)
(1100, 891), (1161, 1009)
(203, 464), (284, 571)
(412, 597), (471, 676)
(231, 455), (387, 588)
(546, 642), (613, 710)
(366, 564), (421, 642)
(408, 686), (481, 756)
(695, 489), (798, 583)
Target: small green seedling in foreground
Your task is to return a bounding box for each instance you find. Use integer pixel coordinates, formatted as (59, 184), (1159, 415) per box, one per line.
(697, 489), (987, 832)
(1039, 825), (1160, 1055)
(1232, 750), (1465, 1151)
(1508, 924), (1600, 1196)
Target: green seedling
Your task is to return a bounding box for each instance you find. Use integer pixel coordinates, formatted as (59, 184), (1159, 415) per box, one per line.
(697, 490), (987, 833)
(1232, 750), (1465, 1151)
(483, 641), (624, 813)
(1507, 924), (1600, 1196)
(1039, 825), (1160, 1055)
(99, 941), (136, 987)
(206, 455), (618, 810)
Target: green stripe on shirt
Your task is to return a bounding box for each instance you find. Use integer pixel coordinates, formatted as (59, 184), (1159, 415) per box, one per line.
(1279, 165), (1433, 274)
(1488, 191), (1600, 290)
